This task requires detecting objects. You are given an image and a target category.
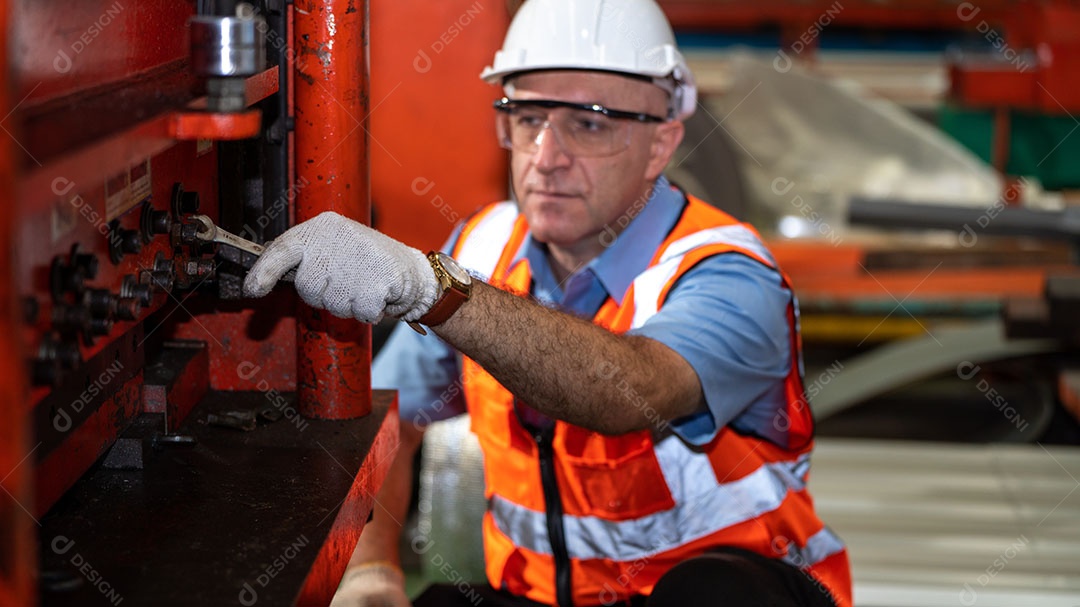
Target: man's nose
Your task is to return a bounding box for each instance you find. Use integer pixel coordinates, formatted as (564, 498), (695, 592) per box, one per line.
(532, 124), (572, 171)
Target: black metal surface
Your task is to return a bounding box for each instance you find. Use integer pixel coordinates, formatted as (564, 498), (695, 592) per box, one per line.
(263, 0), (292, 241)
(210, 1), (289, 300)
(144, 340), (205, 390)
(216, 0), (290, 246)
(100, 413), (168, 470)
(39, 390), (393, 607)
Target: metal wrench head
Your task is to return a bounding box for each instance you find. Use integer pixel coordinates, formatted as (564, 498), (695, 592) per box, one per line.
(190, 214), (265, 256)
(191, 214), (218, 240)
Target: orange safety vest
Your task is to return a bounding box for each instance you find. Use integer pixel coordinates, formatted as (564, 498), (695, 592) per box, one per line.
(451, 194), (852, 607)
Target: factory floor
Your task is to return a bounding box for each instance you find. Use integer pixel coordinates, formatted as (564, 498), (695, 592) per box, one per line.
(813, 439), (1080, 606)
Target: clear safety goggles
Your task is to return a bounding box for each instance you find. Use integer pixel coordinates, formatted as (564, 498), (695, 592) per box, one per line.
(494, 97), (665, 158)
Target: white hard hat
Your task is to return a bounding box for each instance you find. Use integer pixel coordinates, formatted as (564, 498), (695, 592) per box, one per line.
(481, 0), (697, 120)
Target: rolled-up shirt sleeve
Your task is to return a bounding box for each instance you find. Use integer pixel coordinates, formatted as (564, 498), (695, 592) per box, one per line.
(628, 253), (794, 447)
(373, 322), (466, 427)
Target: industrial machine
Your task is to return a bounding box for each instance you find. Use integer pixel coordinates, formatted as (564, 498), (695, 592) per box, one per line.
(1, 1), (400, 604)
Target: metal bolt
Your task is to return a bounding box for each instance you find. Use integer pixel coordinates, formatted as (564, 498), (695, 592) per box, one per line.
(120, 229), (142, 254)
(52, 304), (89, 334)
(84, 289), (116, 317)
(172, 184), (201, 216)
(115, 297), (142, 321)
(154, 254), (174, 274)
(142, 270), (174, 292)
(122, 275), (153, 306)
(142, 204), (172, 239)
(88, 317), (113, 336)
(72, 251), (99, 280)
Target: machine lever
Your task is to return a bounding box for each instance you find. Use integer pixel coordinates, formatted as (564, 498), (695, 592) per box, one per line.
(190, 214), (295, 282)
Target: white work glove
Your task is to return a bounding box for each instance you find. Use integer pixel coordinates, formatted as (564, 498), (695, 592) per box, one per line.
(329, 563), (411, 607)
(243, 212), (439, 323)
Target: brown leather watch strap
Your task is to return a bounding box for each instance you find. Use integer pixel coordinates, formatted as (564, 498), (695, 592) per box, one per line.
(416, 287), (468, 327)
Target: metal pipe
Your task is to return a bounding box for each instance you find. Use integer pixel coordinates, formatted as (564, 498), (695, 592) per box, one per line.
(294, 0), (370, 419)
(848, 197), (1080, 242)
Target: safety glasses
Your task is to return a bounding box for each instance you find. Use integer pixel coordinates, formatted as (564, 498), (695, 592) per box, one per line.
(494, 97), (665, 158)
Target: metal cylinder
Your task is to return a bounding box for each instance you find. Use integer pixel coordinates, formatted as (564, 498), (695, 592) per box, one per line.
(191, 9), (268, 113)
(849, 197), (1080, 241)
(294, 0), (371, 421)
(189, 14), (266, 78)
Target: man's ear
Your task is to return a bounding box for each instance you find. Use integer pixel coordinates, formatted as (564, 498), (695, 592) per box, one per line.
(645, 120), (685, 181)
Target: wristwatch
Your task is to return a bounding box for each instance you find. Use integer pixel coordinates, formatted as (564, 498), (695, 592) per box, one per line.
(408, 251), (472, 335)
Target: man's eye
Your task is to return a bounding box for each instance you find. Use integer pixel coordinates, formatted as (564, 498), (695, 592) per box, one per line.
(578, 119), (601, 131)
(515, 113), (545, 128)
(573, 116), (610, 133)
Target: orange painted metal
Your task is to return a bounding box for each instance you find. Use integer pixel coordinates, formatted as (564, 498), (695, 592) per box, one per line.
(294, 0), (371, 419)
(298, 392), (399, 604)
(791, 265), (1058, 302)
(244, 65), (282, 107)
(19, 66), (280, 214)
(167, 66), (281, 140)
(8, 0), (395, 601)
(769, 239), (1072, 303)
(11, 0), (192, 105)
(1012, 2), (1080, 112)
(949, 65), (1037, 109)
(17, 141), (218, 387)
(34, 374), (143, 516)
(0, 0), (34, 601)
(948, 2), (1080, 114)
(168, 110), (263, 140)
(166, 290), (299, 392)
(659, 0), (1014, 30)
(369, 0), (510, 252)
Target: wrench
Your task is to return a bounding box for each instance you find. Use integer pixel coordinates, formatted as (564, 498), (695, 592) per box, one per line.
(190, 214), (295, 282)
(192, 214), (266, 256)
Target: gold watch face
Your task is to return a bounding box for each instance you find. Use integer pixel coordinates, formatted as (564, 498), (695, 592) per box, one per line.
(435, 252), (471, 286)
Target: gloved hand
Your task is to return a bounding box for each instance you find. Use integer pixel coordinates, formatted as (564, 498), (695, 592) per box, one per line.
(243, 212), (439, 323)
(329, 563), (411, 607)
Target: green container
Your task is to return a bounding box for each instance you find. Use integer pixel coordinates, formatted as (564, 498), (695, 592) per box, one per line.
(939, 105), (1080, 190)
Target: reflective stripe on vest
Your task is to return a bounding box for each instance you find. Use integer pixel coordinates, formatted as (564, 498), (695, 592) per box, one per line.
(489, 449), (812, 562)
(631, 223), (778, 328)
(453, 202), (520, 280)
(780, 526), (848, 571)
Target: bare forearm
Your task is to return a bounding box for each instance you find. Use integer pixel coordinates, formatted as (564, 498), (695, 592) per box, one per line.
(433, 281), (703, 434)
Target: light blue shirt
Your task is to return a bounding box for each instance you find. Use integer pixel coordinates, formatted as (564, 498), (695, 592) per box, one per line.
(374, 176), (796, 446)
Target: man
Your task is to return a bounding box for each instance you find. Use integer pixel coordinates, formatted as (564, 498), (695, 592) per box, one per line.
(245, 0), (852, 605)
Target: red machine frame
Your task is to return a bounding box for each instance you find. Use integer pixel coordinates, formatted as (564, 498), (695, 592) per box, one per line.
(1, 1), (396, 604)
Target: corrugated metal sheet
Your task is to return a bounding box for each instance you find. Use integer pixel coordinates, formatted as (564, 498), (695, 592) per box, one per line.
(813, 439), (1080, 606)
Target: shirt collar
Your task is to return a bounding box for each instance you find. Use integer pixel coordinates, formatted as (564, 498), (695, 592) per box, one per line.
(513, 175), (686, 306)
